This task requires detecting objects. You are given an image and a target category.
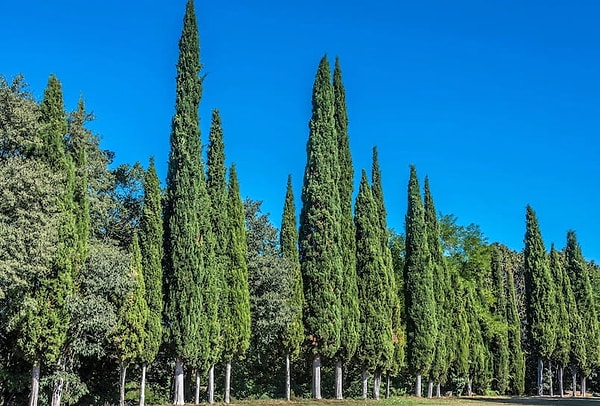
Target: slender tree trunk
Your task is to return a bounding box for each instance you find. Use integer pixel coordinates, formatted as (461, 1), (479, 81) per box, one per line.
(581, 376), (586, 397)
(29, 361), (40, 406)
(436, 382), (441, 398)
(537, 358), (543, 396)
(119, 363), (127, 406)
(571, 366), (576, 397)
(225, 359), (232, 404)
(467, 375), (472, 396)
(385, 373), (390, 399)
(312, 354), (321, 399)
(427, 378), (433, 398)
(195, 369), (200, 405)
(174, 357), (184, 405)
(208, 364), (215, 404)
(362, 369), (368, 399)
(140, 363), (147, 406)
(285, 353), (291, 401)
(51, 357), (66, 406)
(415, 374), (422, 397)
(335, 359), (343, 400)
(558, 365), (564, 398)
(373, 369), (381, 400)
(549, 361), (553, 397)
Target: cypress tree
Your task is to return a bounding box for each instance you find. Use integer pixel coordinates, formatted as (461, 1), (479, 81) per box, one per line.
(565, 230), (599, 394)
(549, 244), (569, 397)
(222, 164), (251, 403)
(138, 157), (163, 406)
(504, 249), (525, 395)
(111, 233), (148, 406)
(371, 147), (404, 397)
(332, 56), (359, 400)
(489, 245), (510, 394)
(162, 1), (205, 403)
(403, 165), (437, 396)
(299, 55), (342, 399)
(280, 175), (304, 401)
(464, 282), (488, 396)
(424, 176), (451, 397)
(523, 205), (557, 396)
(355, 170), (394, 399)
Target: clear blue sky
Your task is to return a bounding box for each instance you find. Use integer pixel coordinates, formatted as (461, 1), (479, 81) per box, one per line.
(3, 1), (599, 262)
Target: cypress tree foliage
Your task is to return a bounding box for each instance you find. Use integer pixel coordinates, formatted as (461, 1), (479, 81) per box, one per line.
(549, 244), (570, 397)
(565, 230), (599, 387)
(162, 1), (205, 403)
(523, 205), (557, 396)
(489, 245), (510, 394)
(355, 170), (394, 399)
(222, 164), (251, 404)
(111, 233), (148, 406)
(371, 148), (404, 396)
(298, 55), (342, 399)
(332, 56), (360, 400)
(464, 282), (488, 396)
(503, 248), (525, 395)
(403, 165), (437, 397)
(138, 157), (163, 406)
(280, 175), (304, 401)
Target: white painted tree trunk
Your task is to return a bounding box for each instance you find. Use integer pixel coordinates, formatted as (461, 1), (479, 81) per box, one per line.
(335, 360), (343, 400)
(571, 366), (576, 397)
(427, 378), (433, 398)
(29, 361), (40, 406)
(119, 363), (127, 406)
(436, 382), (441, 398)
(549, 361), (553, 397)
(415, 374), (422, 397)
(285, 353), (291, 401)
(195, 369), (200, 405)
(537, 358), (543, 396)
(312, 355), (321, 399)
(581, 376), (586, 397)
(361, 369), (368, 399)
(467, 376), (472, 396)
(373, 369), (381, 400)
(51, 369), (64, 406)
(558, 365), (564, 397)
(385, 374), (391, 399)
(208, 364), (215, 404)
(225, 359), (232, 404)
(140, 363), (147, 406)
(174, 357), (184, 405)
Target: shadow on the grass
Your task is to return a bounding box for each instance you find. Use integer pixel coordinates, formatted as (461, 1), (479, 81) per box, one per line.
(472, 397), (600, 405)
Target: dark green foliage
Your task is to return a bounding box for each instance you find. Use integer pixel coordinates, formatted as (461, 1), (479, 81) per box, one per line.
(299, 55), (342, 358)
(333, 57), (360, 366)
(503, 247), (525, 395)
(38, 74), (67, 164)
(222, 164), (251, 360)
(523, 206), (556, 360)
(355, 170), (394, 371)
(162, 0), (205, 364)
(565, 230), (599, 375)
(550, 245), (570, 369)
(403, 165), (437, 377)
(139, 157), (163, 364)
(280, 175), (304, 358)
(489, 245), (509, 394)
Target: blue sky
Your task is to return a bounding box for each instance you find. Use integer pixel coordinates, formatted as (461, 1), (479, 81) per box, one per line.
(3, 1), (599, 261)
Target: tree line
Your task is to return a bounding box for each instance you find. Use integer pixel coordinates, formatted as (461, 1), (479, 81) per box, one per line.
(1, 0), (599, 405)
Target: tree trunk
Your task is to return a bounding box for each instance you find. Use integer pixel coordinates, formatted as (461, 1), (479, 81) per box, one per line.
(436, 382), (441, 398)
(119, 363), (127, 406)
(558, 365), (564, 398)
(208, 364), (215, 404)
(537, 358), (543, 396)
(140, 363), (147, 406)
(467, 376), (472, 396)
(549, 361), (553, 397)
(415, 374), (421, 397)
(312, 354), (321, 399)
(373, 369), (381, 400)
(285, 353), (291, 401)
(581, 375), (586, 397)
(361, 369), (368, 399)
(29, 361), (40, 406)
(335, 359), (343, 400)
(427, 378), (433, 398)
(195, 369), (200, 405)
(174, 357), (184, 405)
(225, 359), (232, 404)
(571, 366), (576, 397)
(385, 373), (390, 399)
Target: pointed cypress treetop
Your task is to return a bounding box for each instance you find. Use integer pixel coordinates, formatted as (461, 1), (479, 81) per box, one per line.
(39, 74), (67, 166)
(207, 109), (228, 253)
(281, 174), (299, 261)
(549, 243), (570, 367)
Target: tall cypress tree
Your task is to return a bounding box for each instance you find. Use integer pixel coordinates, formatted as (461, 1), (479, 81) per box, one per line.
(523, 205), (557, 396)
(222, 164), (251, 403)
(355, 170), (394, 399)
(332, 56), (359, 400)
(138, 157), (163, 406)
(424, 176), (451, 397)
(403, 165), (437, 397)
(549, 244), (570, 397)
(162, 1), (205, 403)
(489, 244), (510, 394)
(503, 247), (525, 395)
(280, 175), (304, 401)
(299, 55), (342, 399)
(371, 147), (404, 397)
(565, 230), (599, 394)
